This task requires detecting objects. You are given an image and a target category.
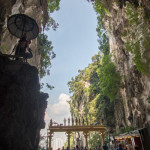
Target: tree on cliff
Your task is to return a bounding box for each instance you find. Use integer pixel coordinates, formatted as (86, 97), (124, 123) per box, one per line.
(42, 0), (60, 31)
(38, 0), (60, 79)
(38, 33), (56, 78)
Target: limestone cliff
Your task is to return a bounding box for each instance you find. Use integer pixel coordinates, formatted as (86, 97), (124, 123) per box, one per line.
(0, 0), (49, 69)
(102, 0), (150, 132)
(0, 55), (48, 150)
(0, 1), (50, 149)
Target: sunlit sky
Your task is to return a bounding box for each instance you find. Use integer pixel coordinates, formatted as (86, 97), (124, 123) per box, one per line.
(41, 0), (99, 147)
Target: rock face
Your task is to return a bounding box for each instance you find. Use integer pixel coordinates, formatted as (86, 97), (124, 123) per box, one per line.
(103, 0), (150, 132)
(0, 0), (48, 69)
(0, 55), (48, 150)
(0, 1), (50, 149)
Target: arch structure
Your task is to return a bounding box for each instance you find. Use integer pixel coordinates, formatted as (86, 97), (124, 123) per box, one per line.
(47, 120), (106, 150)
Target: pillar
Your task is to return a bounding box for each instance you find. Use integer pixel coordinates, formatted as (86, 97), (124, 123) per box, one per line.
(101, 131), (105, 146)
(83, 131), (89, 149)
(66, 131), (71, 150)
(49, 132), (53, 150)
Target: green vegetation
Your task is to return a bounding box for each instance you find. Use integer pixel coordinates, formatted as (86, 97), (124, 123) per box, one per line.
(67, 1), (150, 144)
(0, 29), (8, 53)
(48, 0), (60, 13)
(64, 133), (75, 149)
(95, 94), (115, 129)
(68, 0), (121, 141)
(93, 0), (107, 19)
(70, 133), (75, 149)
(89, 133), (101, 149)
(44, 0), (60, 31)
(0, 44), (8, 53)
(42, 0), (60, 31)
(120, 126), (134, 134)
(123, 2), (150, 74)
(38, 0), (60, 79)
(68, 53), (119, 131)
(38, 33), (56, 78)
(147, 96), (150, 103)
(94, 0), (109, 55)
(97, 55), (121, 102)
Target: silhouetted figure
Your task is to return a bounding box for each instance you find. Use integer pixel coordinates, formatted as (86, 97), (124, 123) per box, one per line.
(76, 145), (80, 150)
(50, 119), (52, 126)
(75, 117), (78, 125)
(79, 118), (81, 125)
(97, 145), (102, 150)
(134, 145), (139, 150)
(116, 143), (124, 150)
(15, 34), (33, 61)
(82, 117), (84, 125)
(72, 117), (74, 126)
(64, 118), (66, 126)
(103, 142), (108, 150)
(86, 118), (88, 125)
(68, 118), (70, 126)
(84, 146), (87, 150)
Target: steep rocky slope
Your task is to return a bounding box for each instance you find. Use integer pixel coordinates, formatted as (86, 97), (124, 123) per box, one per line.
(0, 55), (48, 150)
(102, 0), (150, 131)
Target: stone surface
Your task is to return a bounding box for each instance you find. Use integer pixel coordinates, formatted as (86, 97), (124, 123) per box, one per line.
(0, 0), (46, 69)
(0, 55), (48, 150)
(103, 0), (150, 131)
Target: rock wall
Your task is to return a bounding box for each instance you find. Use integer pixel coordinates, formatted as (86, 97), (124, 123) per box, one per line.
(103, 0), (150, 131)
(0, 56), (48, 150)
(0, 0), (47, 69)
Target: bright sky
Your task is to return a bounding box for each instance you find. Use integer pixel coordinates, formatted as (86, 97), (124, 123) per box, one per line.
(41, 0), (99, 148)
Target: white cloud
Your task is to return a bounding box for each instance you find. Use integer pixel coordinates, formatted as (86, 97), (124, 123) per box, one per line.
(45, 93), (71, 124)
(41, 93), (71, 144)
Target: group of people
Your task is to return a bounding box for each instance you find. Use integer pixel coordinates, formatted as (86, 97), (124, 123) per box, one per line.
(110, 142), (140, 150)
(60, 145), (88, 150)
(57, 142), (139, 150)
(58, 143), (108, 150)
(110, 143), (125, 150)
